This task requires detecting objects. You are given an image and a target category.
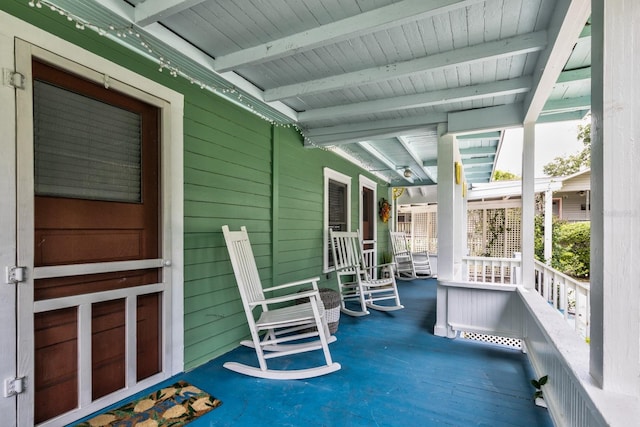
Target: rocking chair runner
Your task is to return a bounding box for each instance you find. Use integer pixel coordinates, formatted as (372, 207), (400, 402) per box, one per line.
(389, 231), (432, 280)
(329, 229), (404, 317)
(222, 225), (340, 379)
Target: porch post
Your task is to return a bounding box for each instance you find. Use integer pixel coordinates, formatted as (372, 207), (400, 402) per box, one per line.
(435, 123), (456, 338)
(590, 0), (640, 396)
(521, 122), (535, 289)
(543, 188), (553, 264)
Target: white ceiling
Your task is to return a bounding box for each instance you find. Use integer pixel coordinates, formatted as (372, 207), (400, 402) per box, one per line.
(44, 0), (591, 186)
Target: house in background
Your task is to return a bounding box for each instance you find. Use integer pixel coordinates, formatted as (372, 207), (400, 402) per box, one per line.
(552, 168), (591, 222)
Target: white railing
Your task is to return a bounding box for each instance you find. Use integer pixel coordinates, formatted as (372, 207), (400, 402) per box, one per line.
(533, 260), (590, 338)
(462, 256), (522, 284)
(460, 256), (590, 338)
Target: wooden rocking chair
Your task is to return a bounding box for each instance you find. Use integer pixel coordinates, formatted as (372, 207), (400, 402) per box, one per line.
(329, 229), (404, 317)
(389, 231), (432, 280)
(222, 225), (341, 380)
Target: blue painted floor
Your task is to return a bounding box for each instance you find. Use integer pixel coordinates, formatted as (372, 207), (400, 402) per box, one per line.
(71, 279), (554, 426)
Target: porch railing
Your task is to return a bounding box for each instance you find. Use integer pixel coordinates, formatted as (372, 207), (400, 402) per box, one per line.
(461, 256), (590, 338)
(462, 256), (521, 284)
(533, 260), (590, 338)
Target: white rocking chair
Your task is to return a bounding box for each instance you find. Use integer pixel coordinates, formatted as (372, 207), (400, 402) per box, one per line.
(389, 231), (432, 280)
(222, 225), (341, 380)
(329, 229), (404, 317)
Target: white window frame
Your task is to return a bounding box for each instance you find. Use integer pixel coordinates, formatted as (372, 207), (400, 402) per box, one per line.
(323, 167), (351, 272)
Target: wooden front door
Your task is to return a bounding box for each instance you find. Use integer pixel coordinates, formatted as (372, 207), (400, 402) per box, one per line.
(17, 54), (165, 425)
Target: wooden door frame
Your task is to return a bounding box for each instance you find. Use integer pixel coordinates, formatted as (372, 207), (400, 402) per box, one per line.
(359, 175), (377, 258)
(6, 23), (184, 426)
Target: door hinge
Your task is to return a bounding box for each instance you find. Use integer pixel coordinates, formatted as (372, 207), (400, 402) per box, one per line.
(4, 377), (25, 397)
(2, 69), (25, 89)
(5, 266), (26, 284)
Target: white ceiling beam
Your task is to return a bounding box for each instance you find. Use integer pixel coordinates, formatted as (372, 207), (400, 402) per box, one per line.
(213, 0), (485, 72)
(134, 0), (209, 26)
(303, 114), (445, 146)
(542, 95), (591, 114)
(448, 103), (524, 135)
(522, 0), (591, 123)
(537, 110), (590, 123)
(299, 77), (531, 122)
(556, 67), (591, 83)
(463, 157), (495, 165)
(460, 147), (498, 156)
(264, 31), (547, 102)
(397, 136), (438, 183)
(359, 141), (414, 184)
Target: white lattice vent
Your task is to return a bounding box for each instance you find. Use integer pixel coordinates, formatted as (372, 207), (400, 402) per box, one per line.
(461, 331), (522, 349)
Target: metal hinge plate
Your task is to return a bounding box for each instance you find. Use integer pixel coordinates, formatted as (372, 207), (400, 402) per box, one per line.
(4, 377), (25, 397)
(5, 266), (26, 284)
(2, 69), (25, 89)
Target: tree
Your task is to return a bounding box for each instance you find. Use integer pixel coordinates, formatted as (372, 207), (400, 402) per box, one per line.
(492, 170), (520, 181)
(542, 121), (591, 177)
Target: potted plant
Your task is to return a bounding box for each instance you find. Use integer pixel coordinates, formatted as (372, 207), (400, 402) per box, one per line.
(531, 375), (548, 408)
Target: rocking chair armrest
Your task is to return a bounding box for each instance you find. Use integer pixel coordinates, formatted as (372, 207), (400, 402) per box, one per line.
(262, 277), (321, 293)
(254, 289), (320, 306)
(333, 264), (360, 273)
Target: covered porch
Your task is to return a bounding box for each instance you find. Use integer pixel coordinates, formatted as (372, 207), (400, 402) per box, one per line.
(1, 1), (639, 426)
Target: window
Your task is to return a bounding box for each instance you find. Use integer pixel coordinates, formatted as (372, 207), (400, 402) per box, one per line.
(324, 168), (351, 271)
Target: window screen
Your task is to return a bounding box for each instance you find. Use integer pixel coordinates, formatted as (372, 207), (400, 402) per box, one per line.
(328, 179), (347, 232)
(33, 80), (142, 202)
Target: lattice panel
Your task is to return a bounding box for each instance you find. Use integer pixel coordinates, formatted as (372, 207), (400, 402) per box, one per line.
(504, 207), (522, 258)
(461, 331), (522, 349)
(467, 209), (485, 256)
(466, 207), (522, 257)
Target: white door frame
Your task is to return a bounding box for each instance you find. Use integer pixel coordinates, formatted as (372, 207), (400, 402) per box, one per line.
(1, 10), (184, 425)
(0, 28), (18, 427)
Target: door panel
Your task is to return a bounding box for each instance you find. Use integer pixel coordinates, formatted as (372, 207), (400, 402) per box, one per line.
(25, 59), (163, 424)
(91, 299), (126, 400)
(34, 308), (78, 425)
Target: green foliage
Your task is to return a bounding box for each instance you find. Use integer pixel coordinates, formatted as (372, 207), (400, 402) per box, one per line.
(531, 375), (548, 400)
(542, 121), (591, 177)
(483, 209), (509, 257)
(492, 170), (520, 181)
(552, 221), (590, 279)
(534, 215), (590, 279)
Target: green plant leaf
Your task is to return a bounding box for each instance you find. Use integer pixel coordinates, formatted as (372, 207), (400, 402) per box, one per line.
(538, 375), (548, 386)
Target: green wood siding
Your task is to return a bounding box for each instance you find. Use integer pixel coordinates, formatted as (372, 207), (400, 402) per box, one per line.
(2, 2), (390, 371)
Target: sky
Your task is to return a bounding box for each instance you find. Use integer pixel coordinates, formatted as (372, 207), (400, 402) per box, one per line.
(494, 117), (589, 177)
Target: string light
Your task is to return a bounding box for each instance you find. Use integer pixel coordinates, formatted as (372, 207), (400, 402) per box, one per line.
(26, 0), (382, 172)
(26, 0), (301, 129)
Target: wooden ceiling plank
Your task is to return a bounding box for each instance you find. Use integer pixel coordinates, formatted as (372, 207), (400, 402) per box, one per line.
(134, 0), (209, 26)
(264, 31), (547, 101)
(359, 141), (414, 183)
(213, 0), (485, 72)
(299, 77), (532, 122)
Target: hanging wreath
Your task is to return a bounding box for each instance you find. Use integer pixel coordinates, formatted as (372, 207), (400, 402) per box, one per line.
(379, 198), (391, 223)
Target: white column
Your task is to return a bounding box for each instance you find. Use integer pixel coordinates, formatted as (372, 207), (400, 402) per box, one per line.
(435, 123), (456, 338)
(590, 0), (640, 396)
(521, 122), (536, 289)
(543, 188), (553, 264)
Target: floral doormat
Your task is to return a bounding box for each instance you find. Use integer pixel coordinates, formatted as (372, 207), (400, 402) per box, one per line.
(74, 380), (222, 427)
